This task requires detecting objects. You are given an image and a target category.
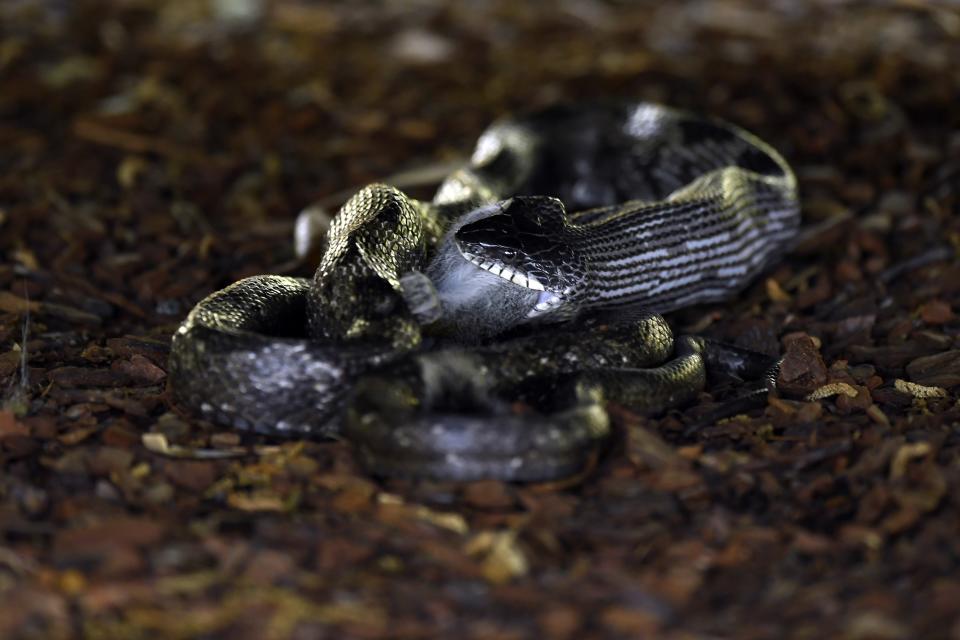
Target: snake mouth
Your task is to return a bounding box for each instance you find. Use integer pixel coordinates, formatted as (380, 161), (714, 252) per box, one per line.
(529, 291), (563, 317)
(459, 250), (564, 319)
(459, 250), (547, 291)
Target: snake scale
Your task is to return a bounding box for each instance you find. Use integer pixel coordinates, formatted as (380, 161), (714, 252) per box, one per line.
(169, 103), (799, 482)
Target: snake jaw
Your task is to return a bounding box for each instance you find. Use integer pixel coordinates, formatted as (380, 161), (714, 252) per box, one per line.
(529, 291), (564, 318)
(458, 246), (567, 318)
(459, 251), (547, 291)
(455, 196), (587, 320)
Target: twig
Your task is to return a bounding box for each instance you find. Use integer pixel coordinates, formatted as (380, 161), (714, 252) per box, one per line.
(2, 285), (31, 414)
(71, 118), (228, 166)
(879, 246), (955, 284)
(19, 289), (29, 393)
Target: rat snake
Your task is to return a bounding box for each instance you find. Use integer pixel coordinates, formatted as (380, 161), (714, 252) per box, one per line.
(169, 103), (799, 482)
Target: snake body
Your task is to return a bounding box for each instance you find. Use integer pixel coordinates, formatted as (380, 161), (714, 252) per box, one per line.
(169, 103), (799, 481)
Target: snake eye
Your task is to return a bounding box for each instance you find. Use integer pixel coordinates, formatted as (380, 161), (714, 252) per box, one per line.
(372, 294), (397, 315)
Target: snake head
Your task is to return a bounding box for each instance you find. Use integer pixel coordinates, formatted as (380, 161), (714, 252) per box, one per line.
(454, 196), (587, 319)
(320, 184), (427, 288)
(308, 184), (429, 349)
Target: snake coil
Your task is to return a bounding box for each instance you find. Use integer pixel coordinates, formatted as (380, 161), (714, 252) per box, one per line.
(169, 103), (799, 481)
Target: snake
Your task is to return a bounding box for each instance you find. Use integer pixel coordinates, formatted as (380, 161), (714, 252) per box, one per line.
(169, 103), (799, 482)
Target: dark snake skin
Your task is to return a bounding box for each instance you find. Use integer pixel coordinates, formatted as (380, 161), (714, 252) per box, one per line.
(169, 103), (799, 482)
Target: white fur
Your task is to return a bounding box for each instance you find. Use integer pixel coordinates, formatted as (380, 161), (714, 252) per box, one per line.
(425, 204), (539, 341)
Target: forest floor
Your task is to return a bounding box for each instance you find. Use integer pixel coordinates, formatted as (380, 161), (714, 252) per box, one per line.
(1, 1), (959, 638)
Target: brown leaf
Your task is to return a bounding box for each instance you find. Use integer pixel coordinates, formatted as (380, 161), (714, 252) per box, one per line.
(600, 606), (661, 636)
(918, 300), (953, 325)
(163, 460), (220, 492)
(55, 517), (166, 555)
(47, 366), (130, 388)
(111, 355), (166, 385)
(778, 334), (828, 396)
(906, 350), (960, 388)
(0, 410), (29, 439)
(462, 480), (516, 510)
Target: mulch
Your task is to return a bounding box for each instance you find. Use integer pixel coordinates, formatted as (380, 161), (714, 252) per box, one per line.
(2, 1), (959, 638)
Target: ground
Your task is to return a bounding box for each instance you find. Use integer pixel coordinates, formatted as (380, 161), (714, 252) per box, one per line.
(1, 1), (959, 638)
